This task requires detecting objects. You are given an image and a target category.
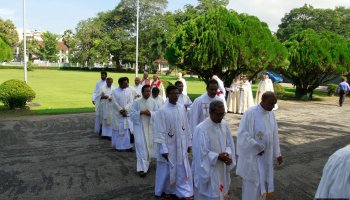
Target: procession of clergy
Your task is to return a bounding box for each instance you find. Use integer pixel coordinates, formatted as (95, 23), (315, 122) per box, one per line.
(91, 71), (349, 200)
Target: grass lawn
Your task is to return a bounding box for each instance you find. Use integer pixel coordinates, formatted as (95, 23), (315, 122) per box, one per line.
(0, 69), (329, 116)
(0, 69), (206, 115)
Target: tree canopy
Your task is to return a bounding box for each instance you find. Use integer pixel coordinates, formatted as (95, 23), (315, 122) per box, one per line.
(0, 38), (13, 62)
(0, 18), (18, 48)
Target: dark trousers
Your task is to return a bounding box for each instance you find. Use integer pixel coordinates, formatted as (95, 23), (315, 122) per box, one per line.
(339, 90), (346, 106)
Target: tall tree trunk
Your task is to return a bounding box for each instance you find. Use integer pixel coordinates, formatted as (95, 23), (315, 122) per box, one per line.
(295, 85), (308, 99)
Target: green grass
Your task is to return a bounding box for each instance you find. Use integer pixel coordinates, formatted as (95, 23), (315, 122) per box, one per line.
(0, 69), (206, 116)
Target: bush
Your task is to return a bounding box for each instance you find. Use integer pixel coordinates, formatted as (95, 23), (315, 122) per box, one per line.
(273, 83), (285, 98)
(0, 79), (36, 109)
(327, 84), (338, 96)
(27, 61), (34, 71)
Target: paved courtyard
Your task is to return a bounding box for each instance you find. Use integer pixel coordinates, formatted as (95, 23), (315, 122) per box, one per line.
(0, 98), (350, 200)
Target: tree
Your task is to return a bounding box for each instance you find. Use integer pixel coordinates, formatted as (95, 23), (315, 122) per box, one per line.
(197, 0), (229, 12)
(0, 18), (19, 48)
(280, 29), (350, 99)
(166, 8), (288, 85)
(18, 38), (41, 62)
(40, 32), (58, 62)
(0, 38), (13, 62)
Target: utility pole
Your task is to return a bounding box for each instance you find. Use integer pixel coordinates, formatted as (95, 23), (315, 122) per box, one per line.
(23, 0), (27, 83)
(135, 0), (139, 77)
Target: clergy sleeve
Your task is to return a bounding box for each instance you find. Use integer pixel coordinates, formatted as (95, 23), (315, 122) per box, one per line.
(272, 114), (281, 158)
(129, 101), (141, 125)
(198, 127), (218, 183)
(111, 91), (123, 111)
(189, 99), (201, 133)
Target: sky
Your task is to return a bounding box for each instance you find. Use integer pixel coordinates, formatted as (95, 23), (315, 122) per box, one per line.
(0, 0), (349, 35)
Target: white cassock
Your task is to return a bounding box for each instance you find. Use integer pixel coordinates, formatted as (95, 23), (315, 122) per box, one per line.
(216, 78), (228, 112)
(154, 102), (193, 198)
(192, 118), (236, 200)
(111, 87), (134, 150)
(189, 93), (222, 133)
(153, 96), (164, 108)
(236, 104), (281, 200)
(239, 81), (254, 114)
(255, 80), (274, 104)
(226, 81), (241, 113)
(179, 78), (188, 95)
(130, 97), (158, 173)
(315, 145), (350, 198)
(93, 80), (106, 134)
(97, 85), (115, 137)
(133, 84), (143, 98)
(177, 93), (192, 111)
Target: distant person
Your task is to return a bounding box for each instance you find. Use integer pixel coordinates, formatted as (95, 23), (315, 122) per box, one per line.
(212, 75), (227, 112)
(177, 72), (188, 95)
(141, 72), (151, 86)
(130, 85), (158, 177)
(226, 76), (241, 114)
(190, 79), (223, 133)
(154, 85), (193, 199)
(151, 75), (166, 101)
(236, 92), (283, 200)
(111, 77), (134, 152)
(133, 77), (142, 99)
(315, 144), (350, 199)
(337, 77), (350, 107)
(92, 71), (107, 135)
(174, 81), (192, 111)
(192, 100), (236, 200)
(152, 87), (164, 108)
(255, 75), (274, 104)
(98, 77), (115, 138)
(238, 76), (254, 114)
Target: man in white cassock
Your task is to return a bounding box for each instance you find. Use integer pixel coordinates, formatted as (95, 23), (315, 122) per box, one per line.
(212, 75), (228, 112)
(192, 100), (236, 200)
(130, 85), (158, 177)
(92, 71), (107, 134)
(239, 76), (254, 114)
(226, 76), (241, 114)
(175, 81), (192, 111)
(111, 77), (134, 152)
(97, 77), (115, 138)
(152, 87), (164, 108)
(177, 72), (188, 95)
(190, 79), (223, 133)
(236, 92), (283, 200)
(255, 75), (274, 104)
(315, 144), (350, 199)
(154, 85), (193, 199)
(132, 77), (142, 99)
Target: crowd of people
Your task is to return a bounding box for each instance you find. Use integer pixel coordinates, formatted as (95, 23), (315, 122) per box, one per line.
(91, 71), (349, 200)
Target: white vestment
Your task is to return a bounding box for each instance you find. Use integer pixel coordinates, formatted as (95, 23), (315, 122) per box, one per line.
(177, 93), (192, 111)
(111, 87), (134, 150)
(179, 78), (188, 95)
(192, 118), (236, 200)
(189, 93), (222, 133)
(93, 80), (106, 134)
(255, 79), (274, 104)
(153, 96), (164, 108)
(133, 84), (142, 97)
(315, 146), (350, 198)
(236, 105), (281, 200)
(154, 102), (193, 198)
(130, 97), (158, 173)
(226, 81), (241, 113)
(99, 85), (115, 137)
(239, 81), (254, 114)
(216, 78), (228, 112)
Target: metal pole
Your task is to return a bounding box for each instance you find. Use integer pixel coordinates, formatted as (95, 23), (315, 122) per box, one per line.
(135, 0), (139, 77)
(23, 0), (27, 83)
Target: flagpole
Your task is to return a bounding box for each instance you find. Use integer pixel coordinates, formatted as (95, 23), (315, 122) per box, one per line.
(23, 0), (27, 83)
(135, 0), (139, 77)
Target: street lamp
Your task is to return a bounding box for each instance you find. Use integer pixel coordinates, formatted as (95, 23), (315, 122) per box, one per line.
(23, 0), (27, 83)
(135, 0), (139, 77)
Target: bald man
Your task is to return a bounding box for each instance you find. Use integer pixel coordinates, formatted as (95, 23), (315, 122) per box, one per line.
(236, 91), (283, 200)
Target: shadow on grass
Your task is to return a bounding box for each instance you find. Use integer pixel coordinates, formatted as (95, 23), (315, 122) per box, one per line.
(0, 106), (94, 118)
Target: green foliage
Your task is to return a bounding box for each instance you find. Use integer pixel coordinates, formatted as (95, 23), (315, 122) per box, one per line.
(0, 79), (36, 109)
(40, 32), (59, 62)
(0, 38), (13, 62)
(161, 80), (173, 89)
(280, 29), (350, 99)
(27, 61), (34, 71)
(197, 0), (229, 12)
(166, 8), (288, 85)
(18, 39), (41, 62)
(273, 83), (285, 98)
(0, 18), (19, 48)
(327, 84), (338, 96)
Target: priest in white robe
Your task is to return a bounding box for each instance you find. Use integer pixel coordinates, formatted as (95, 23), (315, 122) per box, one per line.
(111, 77), (134, 151)
(315, 145), (350, 199)
(236, 92), (283, 200)
(132, 77), (143, 99)
(255, 75), (274, 104)
(192, 100), (236, 200)
(97, 77), (115, 138)
(190, 79), (223, 133)
(154, 85), (193, 199)
(130, 85), (158, 177)
(177, 72), (188, 95)
(226, 76), (241, 114)
(175, 81), (192, 112)
(152, 87), (164, 108)
(92, 71), (107, 134)
(212, 75), (228, 112)
(239, 76), (254, 114)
